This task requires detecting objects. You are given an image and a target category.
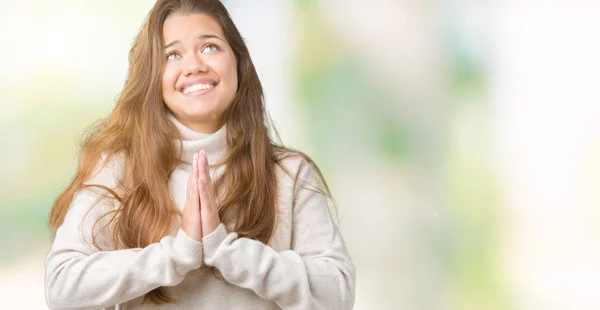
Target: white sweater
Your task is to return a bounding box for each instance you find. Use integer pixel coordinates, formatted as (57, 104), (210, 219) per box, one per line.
(45, 116), (355, 309)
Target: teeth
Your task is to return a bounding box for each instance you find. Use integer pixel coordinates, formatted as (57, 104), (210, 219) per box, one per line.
(183, 83), (214, 94)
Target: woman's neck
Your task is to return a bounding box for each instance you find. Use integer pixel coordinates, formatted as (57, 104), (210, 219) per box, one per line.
(167, 112), (228, 166)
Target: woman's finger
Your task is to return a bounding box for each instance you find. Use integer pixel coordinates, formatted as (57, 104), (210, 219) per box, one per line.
(200, 151), (215, 207)
(191, 152), (200, 206)
(185, 153), (194, 206)
(182, 152), (202, 241)
(197, 150), (207, 207)
(198, 150), (220, 237)
(200, 150), (213, 209)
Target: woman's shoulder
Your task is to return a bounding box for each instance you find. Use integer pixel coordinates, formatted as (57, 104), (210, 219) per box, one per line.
(84, 152), (126, 189)
(273, 147), (325, 190)
(274, 147), (311, 174)
(68, 152), (126, 222)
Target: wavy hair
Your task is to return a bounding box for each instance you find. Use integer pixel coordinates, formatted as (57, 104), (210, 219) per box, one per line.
(48, 0), (330, 305)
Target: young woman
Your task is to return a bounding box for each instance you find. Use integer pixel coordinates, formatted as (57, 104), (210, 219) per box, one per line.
(44, 0), (355, 309)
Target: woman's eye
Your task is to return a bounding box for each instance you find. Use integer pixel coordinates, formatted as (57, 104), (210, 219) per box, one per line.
(166, 52), (180, 61)
(202, 44), (218, 53)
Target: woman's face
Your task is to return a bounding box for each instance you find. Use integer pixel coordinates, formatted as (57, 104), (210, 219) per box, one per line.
(161, 12), (238, 133)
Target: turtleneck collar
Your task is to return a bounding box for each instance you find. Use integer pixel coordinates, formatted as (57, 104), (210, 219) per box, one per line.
(167, 112), (228, 166)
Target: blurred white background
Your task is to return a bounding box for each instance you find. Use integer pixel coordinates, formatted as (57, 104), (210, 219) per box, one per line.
(1, 0), (599, 309)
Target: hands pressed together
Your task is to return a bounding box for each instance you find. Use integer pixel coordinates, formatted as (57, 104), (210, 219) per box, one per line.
(182, 150), (221, 241)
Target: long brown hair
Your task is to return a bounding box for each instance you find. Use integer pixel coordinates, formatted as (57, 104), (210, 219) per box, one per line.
(48, 0), (330, 305)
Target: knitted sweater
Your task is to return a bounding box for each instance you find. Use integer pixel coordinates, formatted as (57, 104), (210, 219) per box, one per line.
(45, 115), (355, 310)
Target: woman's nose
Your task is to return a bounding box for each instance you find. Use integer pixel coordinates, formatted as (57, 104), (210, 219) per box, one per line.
(184, 54), (208, 76)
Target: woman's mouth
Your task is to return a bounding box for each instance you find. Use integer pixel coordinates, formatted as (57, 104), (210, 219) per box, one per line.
(182, 83), (216, 95)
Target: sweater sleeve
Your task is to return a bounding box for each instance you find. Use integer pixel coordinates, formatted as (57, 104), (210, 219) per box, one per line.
(45, 158), (204, 309)
(202, 159), (355, 310)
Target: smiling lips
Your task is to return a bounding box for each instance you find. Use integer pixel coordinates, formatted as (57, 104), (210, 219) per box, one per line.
(182, 82), (216, 95)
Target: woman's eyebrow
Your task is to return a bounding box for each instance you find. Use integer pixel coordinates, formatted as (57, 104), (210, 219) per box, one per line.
(197, 34), (225, 41)
(164, 34), (225, 49)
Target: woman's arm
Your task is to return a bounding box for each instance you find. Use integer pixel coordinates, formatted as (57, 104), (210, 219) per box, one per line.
(45, 190), (203, 309)
(45, 155), (205, 309)
(202, 159), (355, 310)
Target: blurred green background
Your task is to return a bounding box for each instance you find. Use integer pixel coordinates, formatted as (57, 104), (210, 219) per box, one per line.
(1, 1), (600, 309)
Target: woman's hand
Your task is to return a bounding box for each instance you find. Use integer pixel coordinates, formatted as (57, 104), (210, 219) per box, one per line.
(182, 152), (202, 241)
(197, 150), (221, 237)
